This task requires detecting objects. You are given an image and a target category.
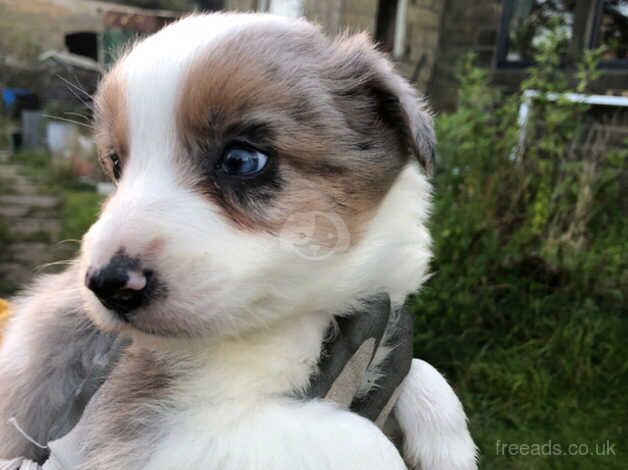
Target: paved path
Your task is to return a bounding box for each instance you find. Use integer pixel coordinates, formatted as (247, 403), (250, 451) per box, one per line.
(0, 161), (73, 295)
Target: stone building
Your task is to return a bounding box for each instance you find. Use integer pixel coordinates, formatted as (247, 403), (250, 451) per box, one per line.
(223, 0), (445, 100)
(218, 1), (628, 111)
(2, 0), (626, 112)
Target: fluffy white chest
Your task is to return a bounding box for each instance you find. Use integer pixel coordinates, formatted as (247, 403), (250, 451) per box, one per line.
(142, 398), (406, 470)
(116, 312), (406, 470)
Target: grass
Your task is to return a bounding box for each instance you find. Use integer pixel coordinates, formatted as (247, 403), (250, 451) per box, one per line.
(0, 149), (102, 296)
(9, 150), (103, 240)
(61, 189), (102, 240)
(411, 288), (626, 469)
(408, 48), (627, 469)
(0, 217), (10, 255)
(0, 215), (18, 296)
(411, 218), (627, 468)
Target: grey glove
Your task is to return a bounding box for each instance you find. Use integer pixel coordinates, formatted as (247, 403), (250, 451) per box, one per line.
(306, 294), (413, 426)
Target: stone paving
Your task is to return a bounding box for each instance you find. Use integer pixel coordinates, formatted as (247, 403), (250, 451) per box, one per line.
(0, 161), (74, 295)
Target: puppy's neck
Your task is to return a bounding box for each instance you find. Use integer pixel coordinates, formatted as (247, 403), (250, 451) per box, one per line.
(132, 311), (331, 404)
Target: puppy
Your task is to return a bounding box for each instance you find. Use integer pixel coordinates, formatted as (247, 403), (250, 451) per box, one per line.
(0, 13), (476, 470)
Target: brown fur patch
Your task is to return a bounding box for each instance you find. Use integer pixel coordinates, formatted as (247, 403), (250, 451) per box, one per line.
(93, 64), (128, 180)
(176, 24), (424, 246)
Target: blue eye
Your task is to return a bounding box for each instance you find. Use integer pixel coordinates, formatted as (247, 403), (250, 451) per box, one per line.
(220, 147), (268, 176)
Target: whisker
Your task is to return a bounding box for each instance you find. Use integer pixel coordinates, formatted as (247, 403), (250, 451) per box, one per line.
(56, 73), (93, 99)
(64, 111), (92, 123)
(55, 74), (94, 110)
(41, 114), (93, 129)
(33, 259), (75, 272)
(58, 239), (82, 245)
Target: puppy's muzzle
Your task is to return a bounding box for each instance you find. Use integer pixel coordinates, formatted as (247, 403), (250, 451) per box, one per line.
(85, 251), (154, 321)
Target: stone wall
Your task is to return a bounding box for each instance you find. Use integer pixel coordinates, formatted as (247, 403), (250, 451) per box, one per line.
(338, 0), (378, 33)
(303, 0), (342, 34)
(427, 0), (502, 111)
(399, 0), (446, 92)
(223, 0), (446, 94)
(224, 0), (257, 10)
(306, 0), (446, 92)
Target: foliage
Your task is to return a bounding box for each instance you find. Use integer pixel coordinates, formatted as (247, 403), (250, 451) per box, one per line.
(410, 29), (627, 469)
(61, 190), (102, 241)
(508, 4), (572, 63)
(0, 217), (10, 256)
(9, 149), (103, 243)
(0, 115), (13, 150)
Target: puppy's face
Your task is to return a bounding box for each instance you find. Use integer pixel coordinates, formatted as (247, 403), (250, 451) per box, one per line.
(82, 14), (433, 339)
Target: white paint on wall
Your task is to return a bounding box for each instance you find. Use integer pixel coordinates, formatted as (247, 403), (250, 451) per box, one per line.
(268, 0), (303, 18)
(393, 0), (408, 58)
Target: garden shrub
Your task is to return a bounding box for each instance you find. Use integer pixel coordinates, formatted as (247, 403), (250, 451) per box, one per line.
(410, 29), (627, 469)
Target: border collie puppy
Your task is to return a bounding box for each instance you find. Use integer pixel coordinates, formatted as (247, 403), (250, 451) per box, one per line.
(0, 13), (476, 470)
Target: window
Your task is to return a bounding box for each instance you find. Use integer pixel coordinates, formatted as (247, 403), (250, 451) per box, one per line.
(196, 0), (224, 10)
(591, 0), (628, 66)
(498, 0), (628, 68)
(375, 0), (408, 58)
(498, 0), (578, 66)
(376, 0), (400, 53)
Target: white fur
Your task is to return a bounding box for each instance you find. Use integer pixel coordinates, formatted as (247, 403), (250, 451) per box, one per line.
(77, 13), (476, 470)
(395, 359), (478, 469)
(148, 399), (407, 470)
(138, 313), (407, 470)
(82, 13), (432, 342)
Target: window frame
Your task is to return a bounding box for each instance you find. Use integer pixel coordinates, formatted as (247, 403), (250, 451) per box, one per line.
(497, 0), (628, 69)
(589, 0), (628, 68)
(496, 0), (533, 68)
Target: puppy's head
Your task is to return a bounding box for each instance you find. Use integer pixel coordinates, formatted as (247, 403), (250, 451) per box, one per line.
(82, 13), (434, 339)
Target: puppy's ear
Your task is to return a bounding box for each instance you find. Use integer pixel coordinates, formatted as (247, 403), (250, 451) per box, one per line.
(326, 33), (435, 175)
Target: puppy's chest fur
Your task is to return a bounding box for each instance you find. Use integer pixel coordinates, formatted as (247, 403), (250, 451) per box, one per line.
(78, 312), (394, 469)
(79, 347), (184, 468)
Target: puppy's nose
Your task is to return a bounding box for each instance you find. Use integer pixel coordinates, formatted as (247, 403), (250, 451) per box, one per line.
(85, 259), (151, 320)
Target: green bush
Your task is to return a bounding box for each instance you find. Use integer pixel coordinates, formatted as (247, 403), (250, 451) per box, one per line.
(0, 217), (10, 254)
(410, 31), (627, 469)
(9, 149), (103, 244)
(0, 115), (13, 149)
(61, 190), (102, 241)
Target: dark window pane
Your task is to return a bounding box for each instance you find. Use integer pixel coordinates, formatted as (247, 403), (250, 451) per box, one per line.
(505, 0), (576, 62)
(376, 0), (399, 53)
(596, 1), (628, 60)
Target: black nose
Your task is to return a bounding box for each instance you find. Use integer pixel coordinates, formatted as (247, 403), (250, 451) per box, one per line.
(85, 257), (152, 320)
